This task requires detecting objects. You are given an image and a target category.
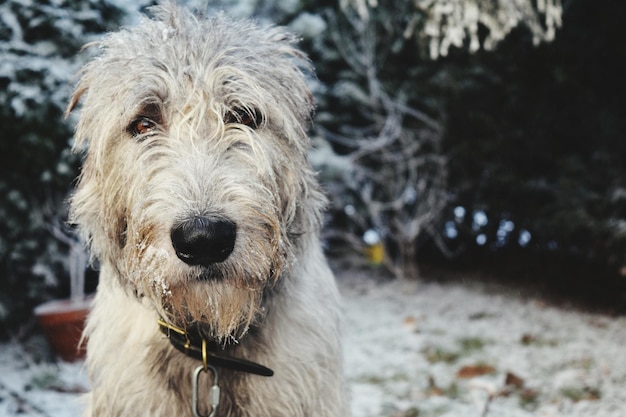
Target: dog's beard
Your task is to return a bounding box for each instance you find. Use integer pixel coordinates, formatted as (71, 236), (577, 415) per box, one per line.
(159, 279), (266, 344)
(129, 243), (281, 344)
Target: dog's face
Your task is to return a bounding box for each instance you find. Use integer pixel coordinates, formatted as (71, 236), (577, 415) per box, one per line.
(67, 5), (325, 342)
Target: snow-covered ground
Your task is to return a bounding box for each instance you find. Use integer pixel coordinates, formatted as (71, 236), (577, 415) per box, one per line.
(1, 266), (626, 417)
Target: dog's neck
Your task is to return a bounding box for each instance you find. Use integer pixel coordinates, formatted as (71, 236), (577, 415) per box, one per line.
(157, 319), (274, 377)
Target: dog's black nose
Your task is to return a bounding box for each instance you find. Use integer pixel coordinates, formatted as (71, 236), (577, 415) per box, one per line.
(171, 216), (236, 267)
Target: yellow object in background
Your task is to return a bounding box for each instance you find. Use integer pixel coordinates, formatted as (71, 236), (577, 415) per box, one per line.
(363, 229), (384, 265)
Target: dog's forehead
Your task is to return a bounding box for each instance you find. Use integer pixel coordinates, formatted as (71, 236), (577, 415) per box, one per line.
(94, 12), (307, 108)
(103, 11), (300, 75)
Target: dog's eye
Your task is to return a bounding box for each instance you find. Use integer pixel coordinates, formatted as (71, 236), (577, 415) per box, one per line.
(127, 117), (158, 137)
(225, 108), (259, 128)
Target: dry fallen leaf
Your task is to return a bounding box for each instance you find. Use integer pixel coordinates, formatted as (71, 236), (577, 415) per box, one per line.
(457, 364), (496, 378)
(504, 371), (525, 389)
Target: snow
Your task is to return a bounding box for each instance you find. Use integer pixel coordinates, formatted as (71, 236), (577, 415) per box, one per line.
(2, 266), (626, 417)
(340, 268), (626, 417)
(0, 344), (87, 417)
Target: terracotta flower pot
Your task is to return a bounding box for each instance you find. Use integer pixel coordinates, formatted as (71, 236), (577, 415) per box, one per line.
(34, 296), (93, 362)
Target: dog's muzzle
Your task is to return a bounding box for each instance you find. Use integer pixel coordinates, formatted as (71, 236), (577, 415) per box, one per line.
(171, 216), (237, 267)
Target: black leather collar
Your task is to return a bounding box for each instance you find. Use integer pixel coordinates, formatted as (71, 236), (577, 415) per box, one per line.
(158, 319), (274, 377)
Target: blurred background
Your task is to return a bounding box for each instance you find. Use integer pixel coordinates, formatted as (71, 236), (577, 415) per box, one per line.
(1, 0), (625, 340)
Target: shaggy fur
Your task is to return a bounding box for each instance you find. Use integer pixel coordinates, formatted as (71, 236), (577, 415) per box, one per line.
(67, 3), (349, 416)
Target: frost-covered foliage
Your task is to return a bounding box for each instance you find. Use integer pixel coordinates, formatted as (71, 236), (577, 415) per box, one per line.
(343, 0), (563, 59)
(183, 0), (300, 22)
(0, 0), (123, 337)
(311, 8), (449, 278)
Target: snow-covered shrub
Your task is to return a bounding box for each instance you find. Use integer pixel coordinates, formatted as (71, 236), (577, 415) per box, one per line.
(0, 0), (123, 337)
(299, 0), (567, 278)
(292, 3), (450, 278)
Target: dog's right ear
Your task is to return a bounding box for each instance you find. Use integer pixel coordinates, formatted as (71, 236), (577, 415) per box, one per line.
(65, 84), (87, 119)
(65, 41), (99, 119)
